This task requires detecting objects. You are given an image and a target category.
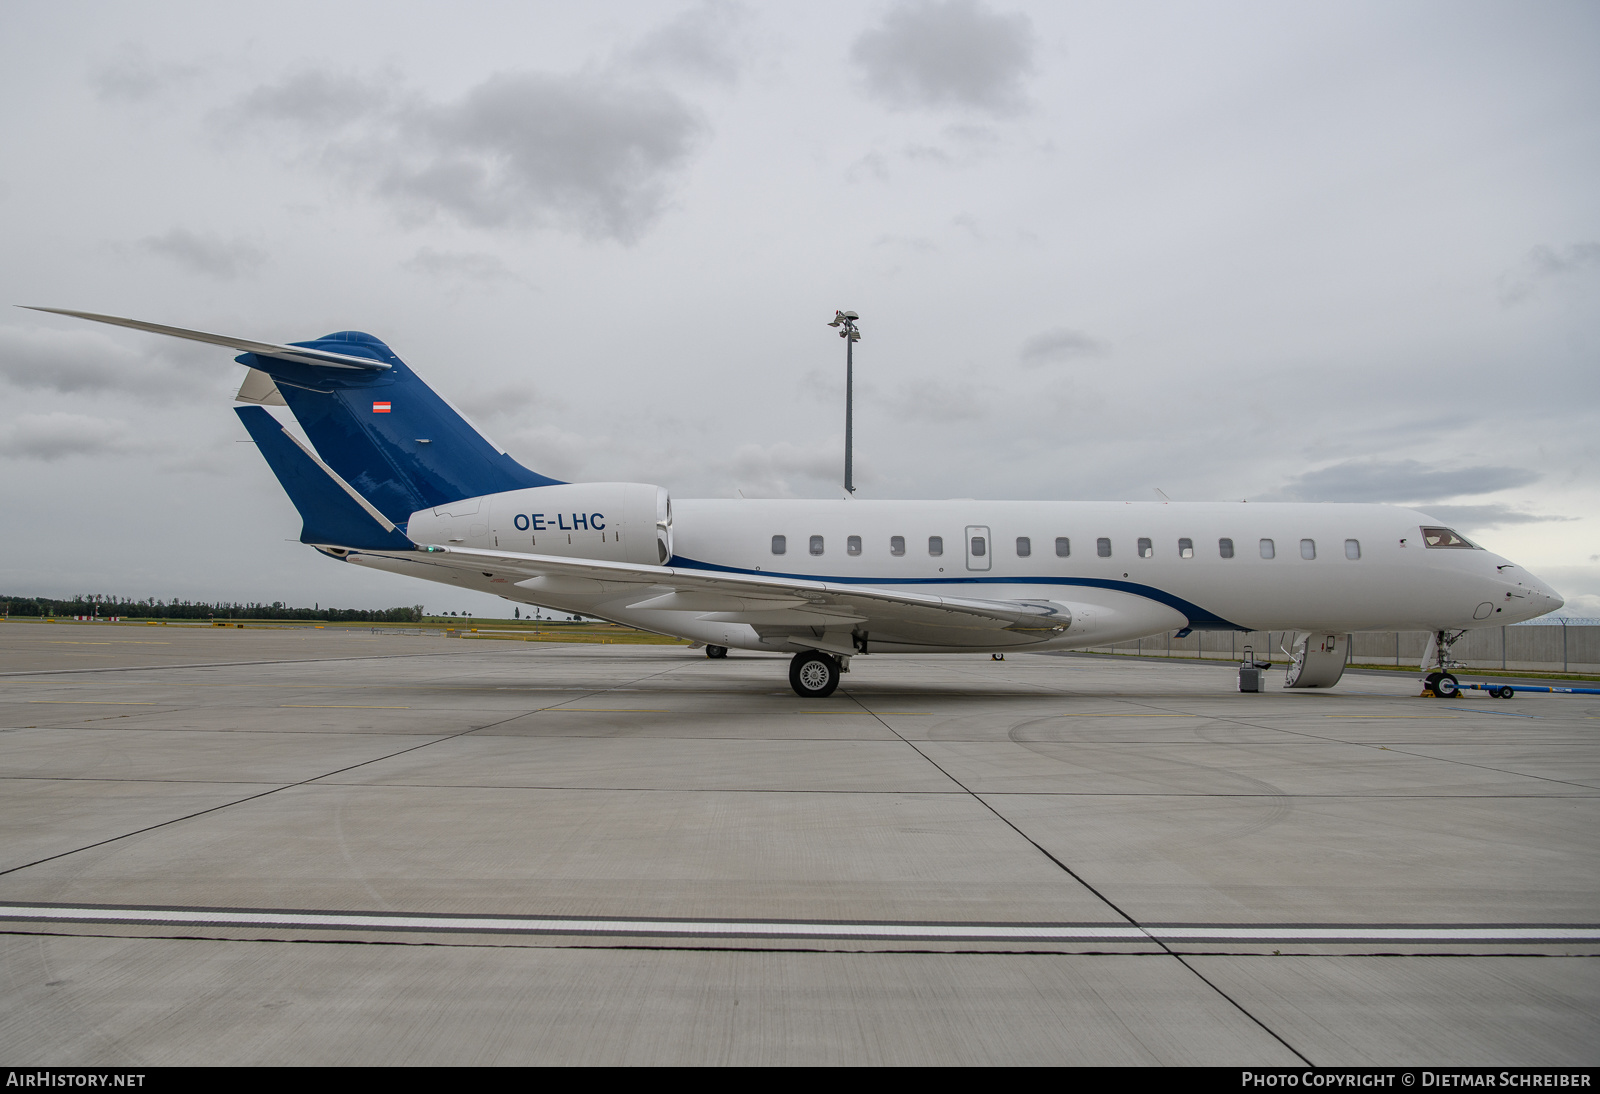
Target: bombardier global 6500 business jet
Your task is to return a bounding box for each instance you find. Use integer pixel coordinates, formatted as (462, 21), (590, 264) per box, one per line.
(28, 307), (1564, 698)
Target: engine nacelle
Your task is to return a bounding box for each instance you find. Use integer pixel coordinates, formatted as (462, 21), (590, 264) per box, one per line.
(406, 482), (672, 566)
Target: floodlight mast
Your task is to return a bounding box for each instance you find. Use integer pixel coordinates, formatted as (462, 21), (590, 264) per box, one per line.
(827, 310), (861, 494)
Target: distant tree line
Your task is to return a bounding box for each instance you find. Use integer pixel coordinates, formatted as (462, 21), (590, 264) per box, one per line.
(2, 593), (425, 623)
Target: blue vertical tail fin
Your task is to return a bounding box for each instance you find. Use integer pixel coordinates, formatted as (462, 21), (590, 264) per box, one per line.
(235, 332), (561, 525)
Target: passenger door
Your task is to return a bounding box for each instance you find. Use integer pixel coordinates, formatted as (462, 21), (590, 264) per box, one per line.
(965, 525), (992, 572)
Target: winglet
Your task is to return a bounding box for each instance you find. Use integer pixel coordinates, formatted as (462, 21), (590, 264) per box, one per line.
(235, 406), (413, 549)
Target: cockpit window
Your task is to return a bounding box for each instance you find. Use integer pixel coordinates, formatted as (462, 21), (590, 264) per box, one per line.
(1421, 526), (1478, 549)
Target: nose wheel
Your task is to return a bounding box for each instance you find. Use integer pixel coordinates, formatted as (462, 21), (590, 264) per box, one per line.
(789, 650), (841, 698)
(1423, 671), (1461, 698)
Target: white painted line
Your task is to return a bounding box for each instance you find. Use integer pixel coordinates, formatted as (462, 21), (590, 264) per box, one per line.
(1147, 927), (1600, 942)
(2, 905), (1597, 943)
(0, 905), (1140, 940)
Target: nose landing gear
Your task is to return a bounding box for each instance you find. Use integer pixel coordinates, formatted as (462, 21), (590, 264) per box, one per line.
(1421, 629), (1467, 698)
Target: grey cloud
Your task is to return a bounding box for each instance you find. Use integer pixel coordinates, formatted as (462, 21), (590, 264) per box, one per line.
(628, 1), (748, 84)
(845, 152), (891, 183)
(490, 421), (593, 483)
(873, 234), (937, 252)
(1500, 242), (1600, 304)
(0, 326), (139, 394)
(134, 228), (267, 280)
(403, 248), (523, 285)
(157, 452), (234, 476)
(1276, 459), (1540, 503)
(902, 124), (1001, 167)
(0, 413), (139, 461)
(230, 70), (394, 129)
(852, 0), (1035, 116)
(1019, 327), (1106, 366)
(945, 123), (1000, 146)
(733, 439), (843, 498)
(395, 72), (704, 240)
(1411, 504), (1574, 530)
(0, 325), (166, 396)
(229, 67), (705, 243)
(89, 46), (200, 102)
(885, 379), (988, 423)
(0, 324), (231, 400)
(456, 385), (554, 422)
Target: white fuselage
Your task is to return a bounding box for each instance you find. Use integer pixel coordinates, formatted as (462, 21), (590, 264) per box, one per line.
(380, 497), (1563, 654)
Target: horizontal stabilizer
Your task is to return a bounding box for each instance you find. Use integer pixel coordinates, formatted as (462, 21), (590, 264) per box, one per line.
(235, 406), (413, 550)
(20, 307), (391, 371)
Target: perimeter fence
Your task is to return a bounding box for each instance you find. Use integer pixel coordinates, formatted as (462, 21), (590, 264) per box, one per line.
(1083, 621), (1600, 674)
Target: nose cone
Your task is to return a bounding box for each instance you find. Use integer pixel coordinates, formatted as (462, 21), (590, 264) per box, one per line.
(1510, 568), (1565, 621)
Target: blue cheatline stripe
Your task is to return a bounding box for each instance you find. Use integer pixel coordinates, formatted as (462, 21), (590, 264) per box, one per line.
(2, 904), (1596, 943)
(667, 555), (1248, 631)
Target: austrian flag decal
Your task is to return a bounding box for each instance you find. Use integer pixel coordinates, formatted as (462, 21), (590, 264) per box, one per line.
(372, 401), (392, 413)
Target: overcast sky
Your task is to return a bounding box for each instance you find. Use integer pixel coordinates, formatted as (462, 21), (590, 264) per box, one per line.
(2, 0), (1597, 616)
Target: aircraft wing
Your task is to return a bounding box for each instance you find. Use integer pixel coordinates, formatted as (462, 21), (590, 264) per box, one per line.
(348, 543), (1073, 646)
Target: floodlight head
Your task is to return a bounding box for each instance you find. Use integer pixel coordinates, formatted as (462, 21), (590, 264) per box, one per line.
(842, 311), (858, 320)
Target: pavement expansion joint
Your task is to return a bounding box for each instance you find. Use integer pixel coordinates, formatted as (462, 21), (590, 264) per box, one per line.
(6, 903), (1596, 946)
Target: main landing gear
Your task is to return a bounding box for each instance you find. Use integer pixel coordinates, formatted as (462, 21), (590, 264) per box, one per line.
(789, 650), (841, 698)
(705, 645), (728, 659)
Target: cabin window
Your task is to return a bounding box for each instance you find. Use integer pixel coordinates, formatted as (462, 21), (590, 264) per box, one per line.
(771, 535), (786, 555)
(1137, 537), (1153, 558)
(928, 536), (944, 557)
(1055, 537), (1070, 557)
(1016, 536), (1031, 557)
(890, 535), (905, 556)
(1260, 538), (1275, 559)
(809, 535), (824, 556)
(971, 535), (986, 557)
(1097, 537), (1112, 558)
(1301, 538), (1316, 560)
(1422, 526), (1477, 549)
(1178, 538), (1194, 559)
(1345, 538), (1361, 560)
(1219, 537), (1235, 558)
(847, 535), (862, 556)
